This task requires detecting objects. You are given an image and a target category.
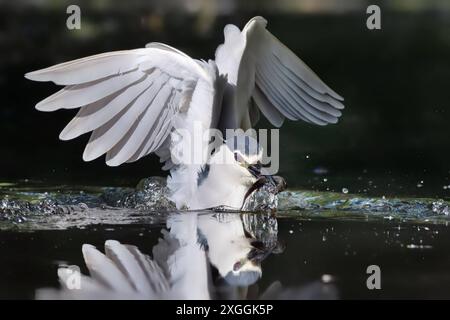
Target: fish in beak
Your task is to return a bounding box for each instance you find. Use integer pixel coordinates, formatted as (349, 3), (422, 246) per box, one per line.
(243, 171), (287, 204)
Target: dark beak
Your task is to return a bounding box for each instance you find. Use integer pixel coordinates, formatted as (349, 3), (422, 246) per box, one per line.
(247, 240), (278, 263)
(247, 247), (270, 263)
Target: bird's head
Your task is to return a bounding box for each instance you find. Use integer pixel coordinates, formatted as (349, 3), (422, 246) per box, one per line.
(226, 134), (286, 205)
(226, 134), (263, 186)
(205, 134), (262, 191)
(215, 233), (285, 287)
(201, 134), (285, 210)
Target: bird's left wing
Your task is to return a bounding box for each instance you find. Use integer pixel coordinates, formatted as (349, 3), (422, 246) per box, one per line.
(26, 43), (222, 168)
(215, 17), (344, 128)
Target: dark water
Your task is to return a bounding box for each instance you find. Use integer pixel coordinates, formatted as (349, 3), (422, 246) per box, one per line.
(1, 178), (450, 299)
(1, 1), (450, 300)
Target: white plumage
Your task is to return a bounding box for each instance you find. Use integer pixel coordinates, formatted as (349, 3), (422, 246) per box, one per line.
(26, 17), (344, 210)
(36, 213), (268, 300)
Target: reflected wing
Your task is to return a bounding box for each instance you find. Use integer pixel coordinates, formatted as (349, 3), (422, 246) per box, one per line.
(36, 218), (211, 300)
(215, 17), (344, 128)
(26, 43), (221, 167)
(36, 240), (170, 300)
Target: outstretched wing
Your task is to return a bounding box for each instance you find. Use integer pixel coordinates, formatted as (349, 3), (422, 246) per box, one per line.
(36, 215), (211, 300)
(36, 240), (171, 300)
(215, 16), (344, 128)
(26, 43), (222, 168)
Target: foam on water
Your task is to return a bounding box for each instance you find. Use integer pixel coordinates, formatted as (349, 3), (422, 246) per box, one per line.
(1, 177), (449, 230)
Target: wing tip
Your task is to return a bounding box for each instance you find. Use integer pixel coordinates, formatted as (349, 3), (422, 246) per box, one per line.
(325, 87), (344, 102)
(332, 92), (345, 102)
(35, 101), (55, 112)
(105, 157), (122, 167)
(59, 130), (72, 141)
(24, 72), (34, 80)
(82, 244), (96, 256)
(330, 118), (339, 125)
(82, 149), (97, 162)
(105, 240), (121, 248)
(273, 116), (285, 128)
(35, 103), (45, 111)
(25, 70), (48, 82)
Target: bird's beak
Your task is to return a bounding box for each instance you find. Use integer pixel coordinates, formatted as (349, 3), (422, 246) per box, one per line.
(248, 240), (273, 263)
(247, 239), (285, 264)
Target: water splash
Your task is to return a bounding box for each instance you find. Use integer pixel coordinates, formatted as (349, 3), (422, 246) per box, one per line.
(0, 177), (173, 229)
(101, 177), (176, 210)
(1, 177), (450, 230)
(242, 179), (279, 211)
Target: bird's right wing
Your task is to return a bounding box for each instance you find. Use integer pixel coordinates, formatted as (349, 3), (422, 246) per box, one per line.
(25, 43), (223, 168)
(35, 240), (170, 300)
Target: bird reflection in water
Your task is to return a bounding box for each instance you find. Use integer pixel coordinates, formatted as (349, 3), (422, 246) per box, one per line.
(37, 213), (336, 300)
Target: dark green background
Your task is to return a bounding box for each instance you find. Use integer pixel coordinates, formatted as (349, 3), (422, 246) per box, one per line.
(1, 0), (449, 198)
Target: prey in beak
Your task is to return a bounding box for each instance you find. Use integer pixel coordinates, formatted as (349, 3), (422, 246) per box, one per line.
(242, 163), (287, 210)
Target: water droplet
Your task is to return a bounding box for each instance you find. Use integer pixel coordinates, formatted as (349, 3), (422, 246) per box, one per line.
(406, 244), (433, 250)
(313, 166), (329, 175)
(321, 274), (334, 283)
(432, 200), (449, 216)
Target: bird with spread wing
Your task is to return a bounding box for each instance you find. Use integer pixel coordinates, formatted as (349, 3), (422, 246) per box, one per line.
(26, 17), (344, 210)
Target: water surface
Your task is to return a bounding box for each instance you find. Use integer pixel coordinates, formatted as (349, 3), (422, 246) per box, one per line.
(1, 178), (449, 299)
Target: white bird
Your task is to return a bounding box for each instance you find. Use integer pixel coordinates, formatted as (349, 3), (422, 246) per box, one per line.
(25, 16), (344, 210)
(36, 212), (281, 300)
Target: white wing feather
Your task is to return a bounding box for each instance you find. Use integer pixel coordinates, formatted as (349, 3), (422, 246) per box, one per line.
(36, 215), (209, 300)
(25, 44), (218, 167)
(215, 16), (344, 128)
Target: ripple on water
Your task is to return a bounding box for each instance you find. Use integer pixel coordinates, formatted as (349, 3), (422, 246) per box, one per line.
(1, 177), (450, 230)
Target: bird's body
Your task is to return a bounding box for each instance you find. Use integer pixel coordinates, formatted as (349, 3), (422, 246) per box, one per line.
(26, 17), (344, 210)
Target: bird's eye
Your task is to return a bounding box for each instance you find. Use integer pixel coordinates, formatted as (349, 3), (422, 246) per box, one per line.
(233, 261), (242, 271)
